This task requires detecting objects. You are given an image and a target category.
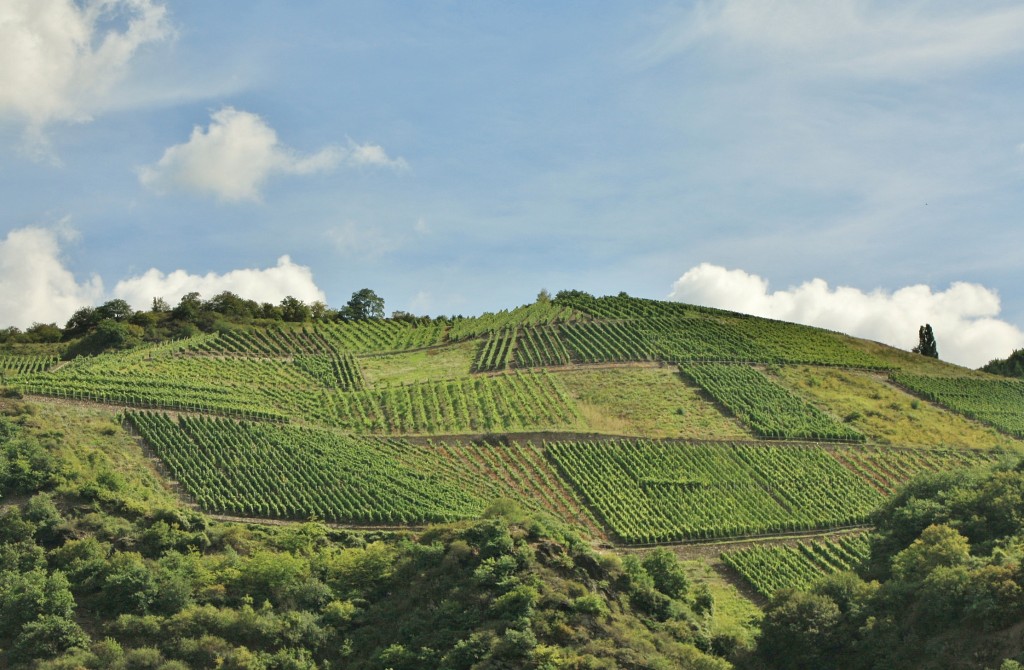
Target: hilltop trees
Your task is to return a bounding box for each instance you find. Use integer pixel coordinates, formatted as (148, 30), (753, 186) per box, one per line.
(982, 348), (1024, 377)
(912, 324), (938, 358)
(342, 288), (385, 320)
(8, 288), (392, 354)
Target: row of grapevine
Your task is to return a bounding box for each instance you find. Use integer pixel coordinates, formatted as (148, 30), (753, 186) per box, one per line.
(447, 301), (583, 342)
(649, 317), (759, 362)
(553, 292), (695, 320)
(558, 321), (656, 363)
(728, 319), (888, 369)
(317, 371), (579, 434)
(433, 440), (603, 536)
(127, 412), (602, 530)
(294, 353), (364, 390)
(129, 412), (483, 523)
(551, 292), (887, 368)
(471, 328), (516, 372)
(679, 363), (865, 441)
(0, 355), (58, 376)
(513, 325), (571, 368)
(188, 320), (448, 357)
(721, 534), (871, 597)
(545, 440), (882, 544)
(832, 446), (996, 495)
(191, 325), (337, 356)
(17, 374), (287, 422)
(890, 373), (1024, 438)
(729, 443), (882, 520)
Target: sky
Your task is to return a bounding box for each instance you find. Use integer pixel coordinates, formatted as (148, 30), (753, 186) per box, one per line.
(1, 0), (1023, 369)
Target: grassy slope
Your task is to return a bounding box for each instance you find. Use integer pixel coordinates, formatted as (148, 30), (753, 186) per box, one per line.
(771, 366), (1016, 450)
(358, 340), (477, 386)
(558, 366), (752, 439)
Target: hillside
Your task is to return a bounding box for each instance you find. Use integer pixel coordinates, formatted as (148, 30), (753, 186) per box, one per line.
(2, 290), (1023, 668)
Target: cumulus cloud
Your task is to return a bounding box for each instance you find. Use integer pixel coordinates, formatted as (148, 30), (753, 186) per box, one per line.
(649, 0), (1024, 80)
(669, 263), (1024, 369)
(138, 107), (405, 202)
(113, 255), (326, 310)
(0, 0), (172, 154)
(0, 226), (104, 329)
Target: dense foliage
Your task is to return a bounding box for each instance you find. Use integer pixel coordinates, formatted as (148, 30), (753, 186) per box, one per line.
(749, 463), (1024, 670)
(982, 349), (1024, 378)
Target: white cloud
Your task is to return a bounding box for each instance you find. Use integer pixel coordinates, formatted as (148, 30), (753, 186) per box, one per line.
(669, 263), (1024, 369)
(0, 226), (104, 329)
(0, 0), (172, 155)
(138, 107), (406, 202)
(348, 142), (408, 170)
(648, 0), (1024, 80)
(113, 255), (326, 310)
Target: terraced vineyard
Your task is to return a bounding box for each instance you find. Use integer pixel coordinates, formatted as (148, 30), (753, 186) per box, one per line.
(832, 446), (998, 494)
(0, 355), (58, 376)
(127, 412), (595, 527)
(190, 320), (448, 356)
(679, 362), (865, 441)
(891, 373), (1024, 438)
(5, 291), (1021, 550)
(722, 534), (871, 596)
(546, 440), (883, 543)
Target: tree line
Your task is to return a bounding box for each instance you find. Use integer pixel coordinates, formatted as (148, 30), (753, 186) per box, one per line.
(0, 288), (426, 356)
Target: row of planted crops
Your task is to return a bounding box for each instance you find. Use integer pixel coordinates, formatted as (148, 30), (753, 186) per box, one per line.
(891, 373), (1024, 438)
(121, 411), (998, 544)
(545, 439), (995, 544)
(722, 534), (872, 597)
(126, 412), (596, 526)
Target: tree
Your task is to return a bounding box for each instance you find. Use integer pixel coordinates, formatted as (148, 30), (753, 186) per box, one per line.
(206, 291), (258, 319)
(343, 289), (385, 320)
(172, 292), (204, 322)
(63, 307), (100, 338)
(912, 324), (938, 358)
(280, 296), (312, 322)
(95, 299), (134, 322)
(25, 323), (61, 343)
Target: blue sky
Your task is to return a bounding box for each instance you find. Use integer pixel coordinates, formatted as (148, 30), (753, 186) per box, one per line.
(1, 1), (1023, 367)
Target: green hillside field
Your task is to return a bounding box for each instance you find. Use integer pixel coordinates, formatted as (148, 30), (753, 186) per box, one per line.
(4, 292), (1022, 541)
(2, 290), (1023, 668)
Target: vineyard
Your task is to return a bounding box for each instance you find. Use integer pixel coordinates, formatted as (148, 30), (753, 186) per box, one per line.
(126, 412), (596, 527)
(679, 362), (865, 441)
(543, 438), (1003, 544)
(3, 290), (1021, 551)
(721, 534), (871, 597)
(890, 373), (1024, 438)
(189, 320), (448, 356)
(831, 445), (997, 495)
(545, 440), (884, 543)
(0, 354), (58, 376)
